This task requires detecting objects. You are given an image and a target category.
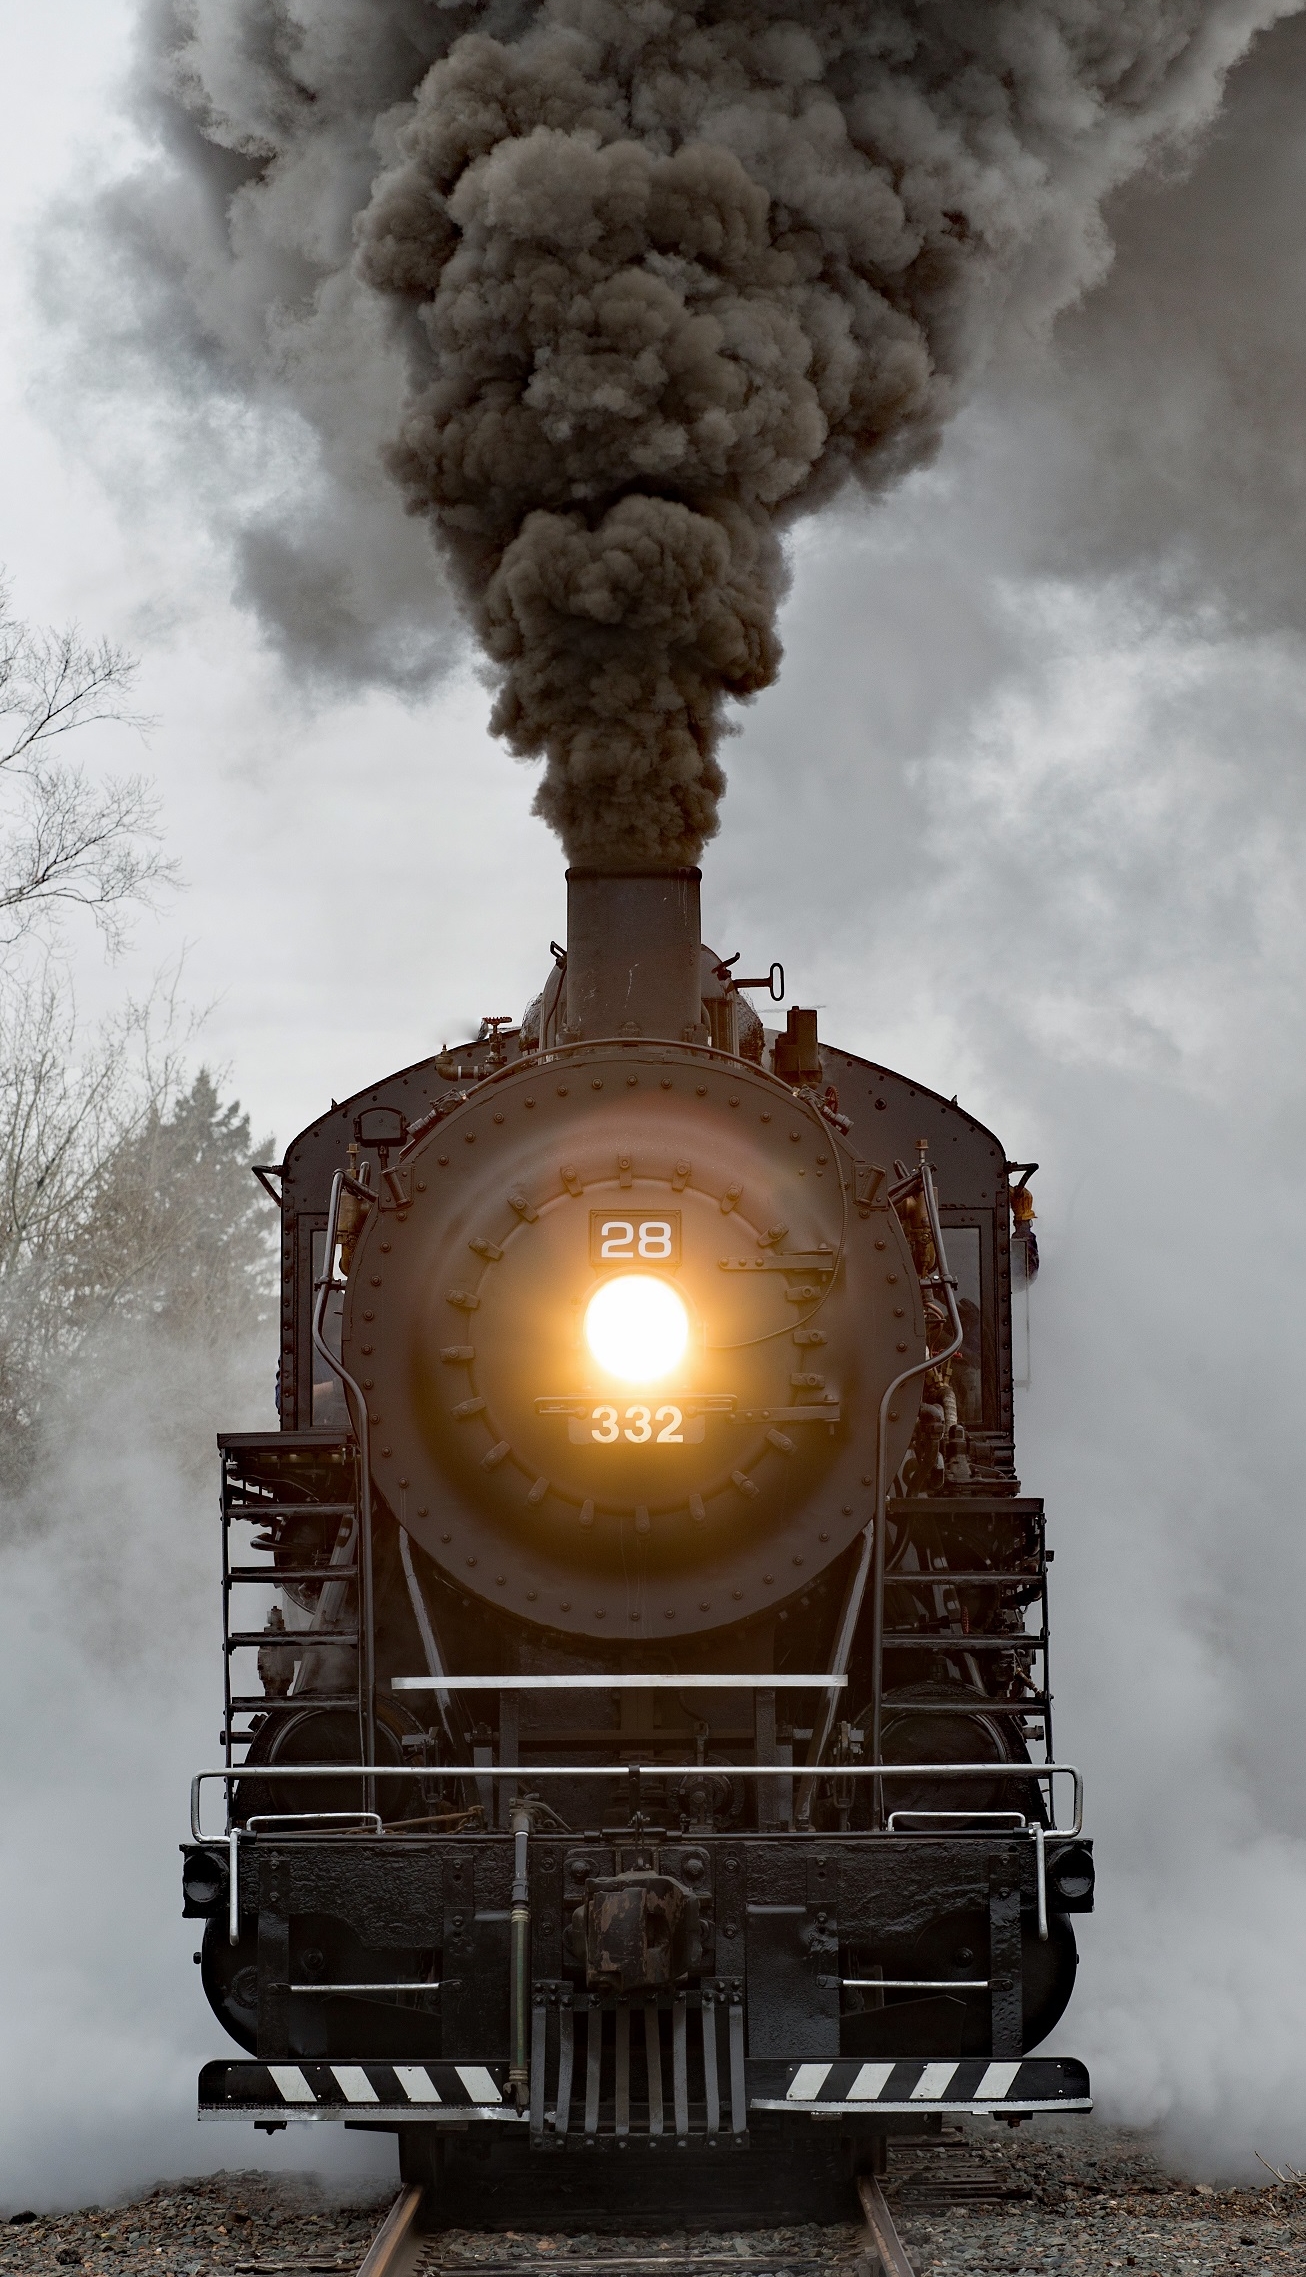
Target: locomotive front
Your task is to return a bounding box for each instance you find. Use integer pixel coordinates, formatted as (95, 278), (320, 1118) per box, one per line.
(342, 1036), (921, 1643)
(184, 863), (1093, 2210)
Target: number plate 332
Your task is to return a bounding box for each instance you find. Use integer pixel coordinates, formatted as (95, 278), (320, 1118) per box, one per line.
(567, 1401), (704, 1445)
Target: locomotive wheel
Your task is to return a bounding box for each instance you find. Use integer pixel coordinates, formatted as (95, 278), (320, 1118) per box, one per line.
(200, 1913), (259, 2053)
(850, 1684), (1031, 1821)
(232, 1701), (427, 1826)
(909, 1906), (1079, 2054)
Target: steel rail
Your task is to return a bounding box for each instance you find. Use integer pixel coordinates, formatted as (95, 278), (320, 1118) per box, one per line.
(356, 2186), (424, 2277)
(858, 2171), (917, 2277)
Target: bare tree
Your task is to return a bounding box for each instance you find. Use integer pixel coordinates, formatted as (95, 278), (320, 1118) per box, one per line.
(0, 579), (273, 1486)
(0, 579), (175, 951)
(0, 970), (275, 1489)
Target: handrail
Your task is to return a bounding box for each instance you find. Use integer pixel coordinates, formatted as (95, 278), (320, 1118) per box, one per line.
(245, 1811), (382, 1833)
(192, 1759), (1082, 1840)
(392, 1673), (848, 1691)
(797, 1151), (965, 1826)
(287, 1980), (445, 1996)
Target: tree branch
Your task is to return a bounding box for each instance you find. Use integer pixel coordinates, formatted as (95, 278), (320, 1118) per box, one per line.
(0, 574), (169, 952)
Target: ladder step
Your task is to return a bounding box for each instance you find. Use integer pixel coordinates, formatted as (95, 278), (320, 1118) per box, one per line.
(893, 1497), (1042, 1516)
(876, 1698), (1049, 1714)
(227, 1632), (359, 1651)
(227, 1694), (361, 1713)
(224, 1503), (356, 1521)
(886, 1572), (1044, 1586)
(883, 1633), (1047, 1649)
(227, 1566), (358, 1584)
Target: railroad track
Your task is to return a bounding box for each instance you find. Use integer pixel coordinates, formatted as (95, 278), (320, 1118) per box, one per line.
(42, 2122), (1299, 2277)
(228, 2121), (1042, 2277)
(234, 2167), (941, 2277)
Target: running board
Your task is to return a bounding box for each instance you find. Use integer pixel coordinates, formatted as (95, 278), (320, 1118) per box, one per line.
(198, 2058), (524, 2121)
(199, 2052), (1089, 2126)
(758, 2055), (1090, 2113)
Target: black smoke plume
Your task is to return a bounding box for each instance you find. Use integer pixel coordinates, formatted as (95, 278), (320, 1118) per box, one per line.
(121, 1), (1293, 859)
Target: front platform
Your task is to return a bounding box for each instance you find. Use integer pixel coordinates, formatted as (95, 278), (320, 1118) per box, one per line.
(199, 2053), (1091, 2128)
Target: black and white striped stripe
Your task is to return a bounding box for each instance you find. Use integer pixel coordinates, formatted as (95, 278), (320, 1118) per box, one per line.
(757, 2056), (1090, 2113)
(198, 2060), (523, 2120)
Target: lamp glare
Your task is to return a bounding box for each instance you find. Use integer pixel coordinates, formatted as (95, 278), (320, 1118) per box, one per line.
(584, 1275), (689, 1384)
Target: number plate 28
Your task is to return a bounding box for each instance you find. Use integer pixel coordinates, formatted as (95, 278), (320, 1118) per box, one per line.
(589, 1210), (681, 1267)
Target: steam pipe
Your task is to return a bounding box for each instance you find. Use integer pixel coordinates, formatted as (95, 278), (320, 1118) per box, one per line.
(397, 1526), (456, 1747)
(228, 1827), (240, 1947)
(508, 1802), (532, 2106)
(288, 1510), (358, 1697)
(311, 1169), (378, 1808)
(795, 1156), (964, 1826)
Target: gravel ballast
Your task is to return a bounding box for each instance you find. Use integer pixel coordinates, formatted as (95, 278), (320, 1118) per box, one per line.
(1, 2126), (1304, 2275)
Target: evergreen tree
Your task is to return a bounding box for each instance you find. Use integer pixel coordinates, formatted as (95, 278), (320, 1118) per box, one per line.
(63, 1069), (275, 1344)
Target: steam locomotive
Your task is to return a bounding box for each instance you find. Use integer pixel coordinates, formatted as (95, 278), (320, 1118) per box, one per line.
(183, 866), (1092, 2214)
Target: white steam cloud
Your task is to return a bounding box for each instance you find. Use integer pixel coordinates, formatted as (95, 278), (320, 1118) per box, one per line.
(711, 5), (1306, 2173)
(109, 0), (1295, 859)
(0, 1326), (398, 2207)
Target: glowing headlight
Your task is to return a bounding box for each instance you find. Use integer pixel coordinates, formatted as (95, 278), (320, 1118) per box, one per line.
(584, 1275), (689, 1384)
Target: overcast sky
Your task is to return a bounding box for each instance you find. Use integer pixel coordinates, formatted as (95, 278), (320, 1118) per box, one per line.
(5, 0), (1306, 2200)
(3, 2), (1302, 1160)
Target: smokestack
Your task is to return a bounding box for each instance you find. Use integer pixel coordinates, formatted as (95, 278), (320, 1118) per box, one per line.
(563, 868), (706, 1045)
